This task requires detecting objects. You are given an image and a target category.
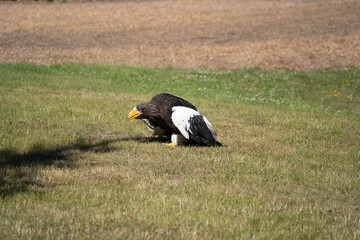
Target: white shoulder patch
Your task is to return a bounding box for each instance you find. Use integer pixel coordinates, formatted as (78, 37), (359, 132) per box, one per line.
(171, 106), (201, 139)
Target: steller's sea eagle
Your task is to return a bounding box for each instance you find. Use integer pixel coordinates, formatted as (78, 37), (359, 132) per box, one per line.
(128, 93), (221, 147)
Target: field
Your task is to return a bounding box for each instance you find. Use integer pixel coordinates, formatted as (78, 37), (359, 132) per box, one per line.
(1, 0), (360, 239)
(1, 63), (359, 239)
(1, 0), (360, 71)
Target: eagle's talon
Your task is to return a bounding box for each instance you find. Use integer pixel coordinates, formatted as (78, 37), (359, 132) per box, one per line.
(165, 142), (176, 147)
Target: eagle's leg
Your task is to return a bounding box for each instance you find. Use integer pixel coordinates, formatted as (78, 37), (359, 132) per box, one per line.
(172, 134), (187, 146)
(164, 134), (187, 147)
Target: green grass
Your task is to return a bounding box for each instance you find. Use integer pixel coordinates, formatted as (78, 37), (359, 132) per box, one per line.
(0, 63), (359, 239)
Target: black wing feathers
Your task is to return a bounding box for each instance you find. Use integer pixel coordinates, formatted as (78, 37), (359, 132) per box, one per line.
(188, 115), (217, 146)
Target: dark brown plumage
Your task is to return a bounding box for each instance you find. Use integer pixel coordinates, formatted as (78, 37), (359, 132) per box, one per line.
(129, 93), (220, 146)
(131, 93), (197, 137)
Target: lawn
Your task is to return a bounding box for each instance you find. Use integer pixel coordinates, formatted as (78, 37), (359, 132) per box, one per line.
(0, 63), (359, 239)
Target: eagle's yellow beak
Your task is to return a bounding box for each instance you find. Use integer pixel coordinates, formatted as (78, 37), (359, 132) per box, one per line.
(128, 109), (141, 120)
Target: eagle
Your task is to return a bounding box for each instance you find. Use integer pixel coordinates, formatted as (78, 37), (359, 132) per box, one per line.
(128, 93), (221, 147)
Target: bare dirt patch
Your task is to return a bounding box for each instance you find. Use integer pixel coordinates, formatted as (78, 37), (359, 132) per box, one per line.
(1, 0), (359, 71)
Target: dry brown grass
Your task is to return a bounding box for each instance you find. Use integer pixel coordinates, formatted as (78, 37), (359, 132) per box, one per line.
(1, 0), (359, 71)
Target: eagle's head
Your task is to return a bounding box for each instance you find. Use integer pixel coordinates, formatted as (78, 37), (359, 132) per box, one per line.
(128, 103), (149, 120)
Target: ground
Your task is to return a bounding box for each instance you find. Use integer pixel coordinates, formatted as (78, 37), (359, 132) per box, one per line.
(1, 1), (360, 238)
(1, 0), (359, 71)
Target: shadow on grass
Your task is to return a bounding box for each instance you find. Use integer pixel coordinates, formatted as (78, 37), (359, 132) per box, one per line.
(0, 135), (167, 197)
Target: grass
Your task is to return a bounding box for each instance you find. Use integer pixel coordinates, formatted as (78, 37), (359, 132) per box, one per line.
(0, 63), (359, 239)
